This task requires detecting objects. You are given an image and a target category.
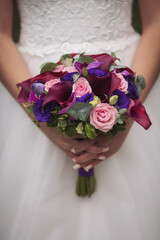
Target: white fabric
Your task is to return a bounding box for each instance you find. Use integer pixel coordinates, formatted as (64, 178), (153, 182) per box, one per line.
(0, 0), (160, 240)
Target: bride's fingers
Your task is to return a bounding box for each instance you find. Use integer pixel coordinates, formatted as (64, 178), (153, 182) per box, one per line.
(86, 144), (110, 154)
(71, 138), (97, 154)
(72, 151), (96, 165)
(73, 148), (114, 169)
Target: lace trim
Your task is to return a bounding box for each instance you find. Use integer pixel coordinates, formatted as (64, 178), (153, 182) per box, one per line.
(18, 33), (140, 57)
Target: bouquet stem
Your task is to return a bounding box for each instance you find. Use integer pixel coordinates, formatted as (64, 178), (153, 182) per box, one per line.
(76, 168), (96, 197)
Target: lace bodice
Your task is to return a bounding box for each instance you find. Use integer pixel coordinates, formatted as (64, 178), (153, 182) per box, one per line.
(17, 0), (139, 57)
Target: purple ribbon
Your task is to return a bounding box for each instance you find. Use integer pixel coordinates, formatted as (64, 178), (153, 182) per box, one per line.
(78, 167), (94, 177)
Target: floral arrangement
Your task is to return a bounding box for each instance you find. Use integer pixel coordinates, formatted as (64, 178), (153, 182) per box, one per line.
(17, 52), (151, 197)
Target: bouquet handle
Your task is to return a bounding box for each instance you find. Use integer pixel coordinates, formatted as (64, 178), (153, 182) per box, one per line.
(76, 167), (96, 197)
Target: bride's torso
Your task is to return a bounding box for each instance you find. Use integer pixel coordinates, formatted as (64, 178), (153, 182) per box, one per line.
(17, 0), (139, 59)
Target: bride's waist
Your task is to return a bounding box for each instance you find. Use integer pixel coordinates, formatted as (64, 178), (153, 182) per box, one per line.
(18, 32), (140, 58)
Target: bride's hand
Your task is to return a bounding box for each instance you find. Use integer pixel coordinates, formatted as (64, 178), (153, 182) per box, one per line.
(39, 122), (87, 158)
(71, 119), (133, 170)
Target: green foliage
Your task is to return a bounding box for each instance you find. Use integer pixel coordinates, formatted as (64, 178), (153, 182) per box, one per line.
(76, 55), (94, 64)
(67, 103), (92, 122)
(119, 108), (127, 115)
(76, 122), (84, 135)
(60, 54), (72, 63)
(73, 73), (80, 82)
(105, 121), (126, 142)
(136, 74), (146, 90)
(85, 123), (97, 139)
(82, 68), (88, 77)
(134, 81), (142, 97)
(40, 62), (58, 73)
(111, 52), (116, 58)
(65, 125), (77, 137)
(109, 64), (126, 72)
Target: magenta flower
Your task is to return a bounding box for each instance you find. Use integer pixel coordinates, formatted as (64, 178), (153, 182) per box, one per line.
(127, 99), (152, 130)
(17, 71), (67, 103)
(87, 72), (121, 100)
(42, 81), (73, 107)
(89, 53), (116, 71)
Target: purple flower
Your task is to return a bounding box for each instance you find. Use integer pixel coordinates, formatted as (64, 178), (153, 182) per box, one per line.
(57, 93), (76, 114)
(111, 89), (130, 109)
(87, 62), (102, 70)
(74, 62), (88, 74)
(28, 90), (44, 103)
(60, 72), (77, 83)
(125, 76), (139, 99)
(33, 99), (55, 122)
(31, 82), (45, 96)
(76, 93), (94, 103)
(88, 68), (108, 77)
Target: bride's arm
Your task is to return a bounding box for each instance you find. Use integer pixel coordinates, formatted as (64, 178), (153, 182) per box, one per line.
(0, 0), (83, 160)
(71, 0), (160, 169)
(131, 0), (160, 102)
(0, 0), (31, 98)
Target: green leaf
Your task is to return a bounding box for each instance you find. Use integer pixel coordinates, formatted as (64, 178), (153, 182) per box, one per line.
(65, 125), (76, 137)
(85, 123), (97, 139)
(76, 56), (94, 64)
(82, 68), (88, 77)
(117, 118), (124, 124)
(58, 118), (68, 128)
(104, 94), (109, 100)
(40, 62), (58, 74)
(67, 103), (93, 122)
(73, 73), (80, 82)
(60, 54), (72, 63)
(115, 113), (121, 121)
(110, 64), (126, 72)
(47, 115), (59, 128)
(76, 122), (84, 134)
(119, 108), (127, 115)
(111, 52), (116, 58)
(134, 81), (142, 97)
(136, 74), (146, 90)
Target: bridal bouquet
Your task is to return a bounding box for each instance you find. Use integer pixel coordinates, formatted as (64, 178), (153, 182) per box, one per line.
(17, 52), (151, 197)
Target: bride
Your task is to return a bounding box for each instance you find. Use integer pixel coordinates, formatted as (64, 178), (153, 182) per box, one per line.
(0, 0), (160, 239)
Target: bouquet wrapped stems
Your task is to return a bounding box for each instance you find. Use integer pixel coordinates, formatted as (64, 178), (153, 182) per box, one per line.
(76, 168), (96, 197)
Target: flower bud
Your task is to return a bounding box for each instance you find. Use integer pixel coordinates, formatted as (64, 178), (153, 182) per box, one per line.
(109, 95), (118, 105)
(90, 95), (101, 108)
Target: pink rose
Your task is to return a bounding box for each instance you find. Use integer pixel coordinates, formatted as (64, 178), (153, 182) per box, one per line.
(72, 77), (92, 97)
(116, 73), (128, 94)
(45, 79), (61, 92)
(62, 66), (78, 73)
(90, 103), (118, 132)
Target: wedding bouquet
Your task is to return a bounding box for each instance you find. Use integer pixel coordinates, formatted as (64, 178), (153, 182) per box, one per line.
(17, 52), (151, 197)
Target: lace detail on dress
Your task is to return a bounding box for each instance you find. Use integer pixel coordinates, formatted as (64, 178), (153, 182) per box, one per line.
(17, 0), (138, 56)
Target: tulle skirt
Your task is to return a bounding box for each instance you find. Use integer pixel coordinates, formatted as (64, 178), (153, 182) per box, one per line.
(0, 36), (160, 240)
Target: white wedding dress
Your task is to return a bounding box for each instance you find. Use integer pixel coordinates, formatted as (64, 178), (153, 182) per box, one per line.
(0, 0), (160, 240)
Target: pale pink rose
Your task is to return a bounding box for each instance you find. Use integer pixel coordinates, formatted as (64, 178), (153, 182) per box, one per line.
(90, 103), (118, 133)
(62, 66), (78, 73)
(72, 77), (92, 97)
(53, 65), (64, 72)
(45, 79), (61, 92)
(116, 73), (128, 94)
